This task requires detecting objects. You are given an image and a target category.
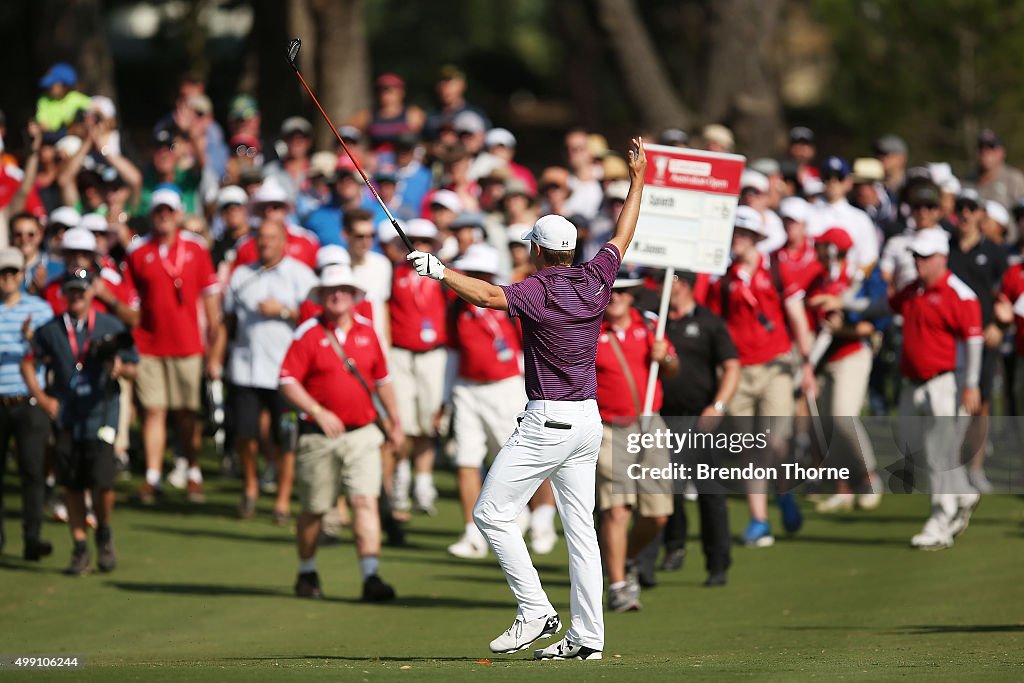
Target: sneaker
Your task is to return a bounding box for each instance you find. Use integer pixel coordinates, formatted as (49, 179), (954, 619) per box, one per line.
(361, 574), (396, 602)
(815, 493), (855, 514)
(317, 531), (342, 547)
(65, 548), (91, 576)
(490, 614), (561, 654)
(259, 464), (279, 495)
(52, 501), (69, 522)
(133, 482), (160, 506)
(382, 514), (406, 548)
(777, 493), (803, 533)
(534, 635), (602, 661)
(97, 539), (117, 572)
(23, 539), (53, 562)
(448, 532), (488, 559)
(705, 571), (728, 587)
(857, 473), (884, 511)
(608, 583), (641, 612)
(948, 494), (981, 538)
(294, 571), (323, 599)
(167, 458), (189, 489)
(85, 512), (98, 529)
(186, 480), (207, 504)
(413, 487), (438, 516)
(114, 451), (131, 481)
(740, 519), (775, 547)
(967, 468), (994, 494)
(659, 547), (686, 572)
(271, 509), (291, 527)
(238, 495), (257, 520)
(910, 513), (954, 550)
(530, 526), (557, 555)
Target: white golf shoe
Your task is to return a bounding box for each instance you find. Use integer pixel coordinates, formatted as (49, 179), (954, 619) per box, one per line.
(447, 531), (488, 559)
(534, 635), (603, 660)
(948, 493), (981, 538)
(910, 513), (954, 550)
(489, 614), (561, 654)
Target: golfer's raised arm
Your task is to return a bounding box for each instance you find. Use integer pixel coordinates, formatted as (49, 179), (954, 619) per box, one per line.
(443, 269), (509, 311)
(608, 137), (647, 258)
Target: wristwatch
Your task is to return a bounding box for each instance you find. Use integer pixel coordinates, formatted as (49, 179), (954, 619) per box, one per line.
(279, 308), (291, 321)
(713, 400), (728, 414)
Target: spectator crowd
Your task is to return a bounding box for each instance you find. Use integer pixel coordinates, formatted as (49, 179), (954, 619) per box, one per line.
(0, 60), (1021, 609)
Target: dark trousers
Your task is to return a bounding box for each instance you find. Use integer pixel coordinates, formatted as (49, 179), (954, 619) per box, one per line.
(663, 492), (732, 574)
(0, 401), (52, 545)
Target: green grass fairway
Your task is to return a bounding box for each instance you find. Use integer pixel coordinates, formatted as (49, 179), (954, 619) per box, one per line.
(2, 465), (1023, 681)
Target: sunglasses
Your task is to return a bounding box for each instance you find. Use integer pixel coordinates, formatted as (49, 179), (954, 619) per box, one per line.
(349, 233), (375, 240)
(12, 231), (37, 240)
(910, 203), (939, 211)
(263, 202), (288, 211)
(0, 268), (21, 277)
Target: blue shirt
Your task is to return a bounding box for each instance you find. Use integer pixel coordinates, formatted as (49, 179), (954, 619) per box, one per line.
(0, 294), (54, 396)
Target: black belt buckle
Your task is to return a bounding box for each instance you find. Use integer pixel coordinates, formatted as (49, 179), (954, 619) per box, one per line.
(544, 420), (572, 430)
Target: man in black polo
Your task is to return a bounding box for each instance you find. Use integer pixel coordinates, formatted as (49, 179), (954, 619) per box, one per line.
(654, 270), (740, 586)
(22, 269), (138, 576)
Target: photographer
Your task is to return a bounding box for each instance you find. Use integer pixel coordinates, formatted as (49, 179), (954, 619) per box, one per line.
(21, 268), (138, 576)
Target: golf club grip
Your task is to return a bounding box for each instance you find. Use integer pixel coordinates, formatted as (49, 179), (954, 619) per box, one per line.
(391, 219), (415, 253)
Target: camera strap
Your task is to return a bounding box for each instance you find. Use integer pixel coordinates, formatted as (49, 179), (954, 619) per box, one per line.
(319, 319), (390, 436)
(62, 309), (96, 372)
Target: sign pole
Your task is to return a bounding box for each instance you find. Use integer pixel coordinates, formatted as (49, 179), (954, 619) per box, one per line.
(641, 267), (674, 422)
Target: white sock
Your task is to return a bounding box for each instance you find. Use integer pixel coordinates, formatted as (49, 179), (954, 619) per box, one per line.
(465, 522), (484, 541)
(145, 469), (162, 487)
(187, 466), (203, 484)
(530, 504), (556, 530)
(359, 555), (379, 579)
(609, 581), (627, 591)
(298, 557), (317, 574)
(414, 472), (434, 492)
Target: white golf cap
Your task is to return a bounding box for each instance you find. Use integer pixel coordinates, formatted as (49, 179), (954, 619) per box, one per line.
(61, 227), (98, 253)
(484, 127), (516, 148)
(778, 196), (812, 223)
(453, 110), (486, 135)
(429, 189), (464, 214)
(49, 206), (81, 228)
(281, 116), (312, 137)
(54, 135), (82, 157)
(0, 248), (24, 271)
(309, 151), (339, 179)
(522, 214), (577, 251)
(910, 228), (950, 257)
(506, 223), (532, 245)
(605, 180), (630, 202)
(90, 95), (116, 119)
(316, 245), (351, 270)
(986, 200), (1010, 228)
(740, 169), (770, 194)
(150, 188), (183, 212)
(803, 177), (826, 196)
(452, 243), (500, 276)
(217, 185), (249, 209)
(405, 218), (439, 241)
(313, 264), (365, 302)
(251, 180), (290, 206)
(733, 206), (767, 238)
(377, 219), (399, 245)
(79, 213), (109, 233)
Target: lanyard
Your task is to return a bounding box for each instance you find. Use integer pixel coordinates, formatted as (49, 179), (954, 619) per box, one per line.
(160, 238), (186, 291)
(473, 306), (507, 343)
(63, 309), (96, 371)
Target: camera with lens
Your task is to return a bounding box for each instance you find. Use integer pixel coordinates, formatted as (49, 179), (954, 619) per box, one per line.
(88, 331), (135, 363)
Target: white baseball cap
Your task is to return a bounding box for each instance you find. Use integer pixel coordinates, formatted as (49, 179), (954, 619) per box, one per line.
(986, 200), (1010, 228)
(522, 214), (577, 251)
(452, 243), (500, 276)
(377, 219), (399, 245)
(79, 213), (109, 233)
(803, 177), (826, 196)
(733, 206), (767, 238)
(506, 223), (532, 245)
(605, 180), (630, 202)
(453, 111), (486, 135)
(316, 245), (351, 271)
(251, 180), (290, 206)
(405, 218), (439, 241)
(90, 95), (116, 120)
(778, 196), (812, 223)
(910, 228), (950, 257)
(54, 135), (82, 157)
(484, 127), (516, 149)
(49, 206), (81, 228)
(150, 188), (183, 212)
(313, 264), (365, 302)
(217, 185), (249, 210)
(61, 227), (98, 253)
(429, 189), (464, 214)
(740, 169), (770, 194)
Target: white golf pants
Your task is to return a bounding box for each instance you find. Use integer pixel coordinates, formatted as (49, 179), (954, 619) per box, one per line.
(473, 398), (604, 650)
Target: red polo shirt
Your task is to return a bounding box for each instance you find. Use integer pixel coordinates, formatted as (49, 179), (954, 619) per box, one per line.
(279, 315), (389, 429)
(126, 231), (219, 357)
(233, 223), (320, 271)
(801, 266), (865, 363)
(389, 263), (447, 351)
(447, 301), (522, 383)
(772, 240), (821, 297)
(297, 299), (374, 326)
(1001, 263), (1024, 356)
(708, 254), (793, 366)
(595, 307), (670, 421)
(43, 266), (140, 316)
(892, 271), (983, 382)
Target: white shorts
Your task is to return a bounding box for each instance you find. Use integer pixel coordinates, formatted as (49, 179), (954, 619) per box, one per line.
(452, 375), (527, 468)
(390, 346), (447, 437)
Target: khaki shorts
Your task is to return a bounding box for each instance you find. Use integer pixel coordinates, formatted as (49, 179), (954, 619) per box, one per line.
(731, 355), (793, 440)
(596, 421), (673, 517)
(296, 424), (384, 514)
(390, 346), (447, 437)
(136, 355), (203, 411)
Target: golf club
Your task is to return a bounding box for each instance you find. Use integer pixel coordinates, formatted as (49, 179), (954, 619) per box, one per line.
(286, 38), (415, 254)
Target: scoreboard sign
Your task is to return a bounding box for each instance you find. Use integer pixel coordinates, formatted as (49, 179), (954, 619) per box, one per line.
(630, 144), (747, 274)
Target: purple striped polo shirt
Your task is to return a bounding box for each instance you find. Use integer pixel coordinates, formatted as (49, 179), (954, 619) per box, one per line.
(500, 243), (621, 401)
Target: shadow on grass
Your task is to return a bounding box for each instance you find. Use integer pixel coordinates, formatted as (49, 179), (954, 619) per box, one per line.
(779, 534), (908, 547)
(107, 581), (513, 609)
(227, 655), (485, 663)
(435, 573), (570, 588)
(405, 554), (565, 573)
(898, 624), (1024, 634)
(131, 523), (293, 545)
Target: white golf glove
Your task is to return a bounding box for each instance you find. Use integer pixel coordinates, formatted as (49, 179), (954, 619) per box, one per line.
(407, 250), (446, 281)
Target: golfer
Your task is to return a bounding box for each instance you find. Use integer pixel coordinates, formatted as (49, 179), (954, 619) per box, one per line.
(408, 138), (647, 661)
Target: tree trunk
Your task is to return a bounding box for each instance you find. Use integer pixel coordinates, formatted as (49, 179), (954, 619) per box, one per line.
(32, 0), (116, 99)
(309, 0), (370, 150)
(703, 0), (785, 157)
(553, 1), (605, 132)
(592, 0), (693, 134)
